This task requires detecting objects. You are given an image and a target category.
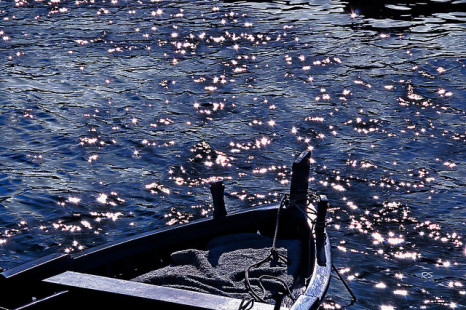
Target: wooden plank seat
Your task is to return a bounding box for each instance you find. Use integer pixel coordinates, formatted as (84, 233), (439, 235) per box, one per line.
(44, 271), (285, 310)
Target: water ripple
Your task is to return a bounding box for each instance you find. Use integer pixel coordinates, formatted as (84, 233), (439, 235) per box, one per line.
(0, 0), (464, 308)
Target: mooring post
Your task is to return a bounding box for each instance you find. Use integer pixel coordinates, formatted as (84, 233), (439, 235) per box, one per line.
(289, 151), (312, 275)
(289, 151), (311, 206)
(210, 181), (226, 219)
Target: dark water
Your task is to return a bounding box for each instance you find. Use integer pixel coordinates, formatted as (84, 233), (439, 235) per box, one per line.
(0, 0), (464, 308)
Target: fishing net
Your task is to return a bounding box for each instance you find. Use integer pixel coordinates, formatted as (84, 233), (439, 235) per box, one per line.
(132, 232), (301, 303)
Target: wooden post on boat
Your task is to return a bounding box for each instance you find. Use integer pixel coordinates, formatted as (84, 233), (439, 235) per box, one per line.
(210, 181), (227, 219)
(290, 151), (311, 206)
(289, 151), (312, 276)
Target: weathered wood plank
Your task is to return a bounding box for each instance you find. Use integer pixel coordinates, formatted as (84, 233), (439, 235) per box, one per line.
(45, 271), (283, 310)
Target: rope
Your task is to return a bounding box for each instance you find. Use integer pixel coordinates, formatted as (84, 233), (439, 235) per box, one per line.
(332, 264), (357, 303)
(257, 275), (295, 301)
(238, 297), (254, 310)
(288, 193), (321, 231)
(241, 191), (323, 309)
(244, 249), (292, 303)
(243, 196), (295, 305)
(271, 195), (287, 250)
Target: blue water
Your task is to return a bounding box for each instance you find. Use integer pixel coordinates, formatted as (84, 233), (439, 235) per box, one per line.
(0, 0), (464, 309)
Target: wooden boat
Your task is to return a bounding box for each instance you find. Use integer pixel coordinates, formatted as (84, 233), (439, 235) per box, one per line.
(0, 151), (331, 310)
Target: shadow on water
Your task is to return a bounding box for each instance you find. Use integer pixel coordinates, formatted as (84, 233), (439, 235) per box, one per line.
(343, 0), (466, 20)
(223, 0), (466, 16)
(223, 0), (466, 31)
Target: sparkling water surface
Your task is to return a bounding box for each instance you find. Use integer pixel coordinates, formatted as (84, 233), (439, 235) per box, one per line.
(0, 0), (465, 309)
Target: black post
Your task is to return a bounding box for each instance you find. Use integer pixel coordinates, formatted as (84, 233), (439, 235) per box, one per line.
(289, 151), (311, 206)
(316, 195), (329, 266)
(210, 181), (226, 219)
(289, 151), (312, 275)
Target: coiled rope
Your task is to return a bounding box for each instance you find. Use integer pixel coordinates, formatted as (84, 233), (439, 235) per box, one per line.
(239, 192), (323, 310)
(242, 196), (295, 307)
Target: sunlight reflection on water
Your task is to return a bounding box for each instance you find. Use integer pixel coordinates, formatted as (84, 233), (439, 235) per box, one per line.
(0, 0), (464, 308)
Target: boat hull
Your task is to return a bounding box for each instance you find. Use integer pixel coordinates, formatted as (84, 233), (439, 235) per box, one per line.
(1, 202), (331, 310)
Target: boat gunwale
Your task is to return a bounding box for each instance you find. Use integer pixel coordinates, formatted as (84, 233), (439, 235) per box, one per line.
(0, 204), (279, 282)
